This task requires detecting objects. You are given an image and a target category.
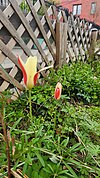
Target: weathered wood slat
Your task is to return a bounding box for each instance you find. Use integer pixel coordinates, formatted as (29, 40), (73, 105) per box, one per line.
(0, 67), (24, 91)
(0, 0), (93, 95)
(82, 20), (90, 49)
(61, 11), (72, 61)
(40, 0), (55, 40)
(26, 0), (56, 61)
(0, 4), (13, 30)
(77, 17), (87, 57)
(70, 14), (83, 58)
(52, 5), (58, 20)
(0, 40), (19, 67)
(55, 22), (67, 68)
(58, 10), (63, 21)
(0, 10), (32, 56)
(62, 11), (78, 59)
(60, 22), (67, 64)
(9, 0), (49, 64)
(34, 0), (41, 12)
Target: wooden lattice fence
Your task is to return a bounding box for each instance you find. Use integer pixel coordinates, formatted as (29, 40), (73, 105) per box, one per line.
(0, 0), (93, 98)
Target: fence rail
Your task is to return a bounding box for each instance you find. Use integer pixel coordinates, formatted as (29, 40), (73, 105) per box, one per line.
(0, 0), (93, 98)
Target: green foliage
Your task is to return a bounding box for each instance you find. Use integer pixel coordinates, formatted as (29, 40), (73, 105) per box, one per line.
(0, 61), (100, 177)
(20, 0), (44, 15)
(45, 61), (100, 105)
(20, 0), (30, 12)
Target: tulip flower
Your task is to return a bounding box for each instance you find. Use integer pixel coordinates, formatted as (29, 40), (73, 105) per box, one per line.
(53, 82), (62, 133)
(18, 56), (53, 89)
(54, 82), (62, 100)
(18, 55), (53, 122)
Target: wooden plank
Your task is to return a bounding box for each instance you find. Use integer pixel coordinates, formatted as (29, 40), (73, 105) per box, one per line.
(0, 40), (19, 67)
(55, 21), (67, 68)
(70, 14), (83, 58)
(62, 11), (78, 59)
(61, 23), (67, 64)
(40, 15), (55, 41)
(16, 0), (22, 5)
(40, 0), (55, 40)
(47, 5), (53, 16)
(77, 17), (88, 59)
(0, 2), (16, 30)
(66, 42), (74, 61)
(0, 52), (6, 65)
(58, 10), (63, 21)
(3, 3), (14, 18)
(55, 22), (60, 68)
(0, 67), (24, 91)
(34, 0), (41, 12)
(9, 0), (49, 64)
(82, 20), (89, 49)
(52, 5), (58, 20)
(0, 10), (32, 57)
(26, 0), (56, 61)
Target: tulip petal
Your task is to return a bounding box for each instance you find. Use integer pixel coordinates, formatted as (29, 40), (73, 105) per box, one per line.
(18, 56), (27, 85)
(25, 56), (37, 89)
(54, 88), (60, 100)
(54, 82), (62, 100)
(34, 72), (39, 85)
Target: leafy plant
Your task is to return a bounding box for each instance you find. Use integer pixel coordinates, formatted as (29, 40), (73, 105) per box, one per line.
(45, 61), (100, 105)
(0, 60), (100, 177)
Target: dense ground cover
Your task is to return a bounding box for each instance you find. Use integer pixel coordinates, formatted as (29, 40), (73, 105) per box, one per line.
(0, 61), (100, 178)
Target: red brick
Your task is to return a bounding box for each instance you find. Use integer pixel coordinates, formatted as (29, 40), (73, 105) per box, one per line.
(59, 0), (100, 25)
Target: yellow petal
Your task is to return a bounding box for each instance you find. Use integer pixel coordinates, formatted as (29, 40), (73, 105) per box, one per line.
(25, 56), (37, 89)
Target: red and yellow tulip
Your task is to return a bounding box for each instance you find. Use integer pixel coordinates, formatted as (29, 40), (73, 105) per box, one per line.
(54, 82), (62, 100)
(18, 56), (53, 89)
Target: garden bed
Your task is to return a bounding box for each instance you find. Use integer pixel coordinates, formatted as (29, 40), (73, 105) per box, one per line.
(0, 60), (100, 178)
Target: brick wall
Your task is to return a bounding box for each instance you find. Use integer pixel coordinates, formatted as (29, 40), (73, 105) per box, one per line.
(59, 0), (100, 25)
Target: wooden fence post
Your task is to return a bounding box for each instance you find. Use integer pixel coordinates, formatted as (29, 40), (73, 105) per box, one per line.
(91, 30), (98, 42)
(89, 29), (98, 58)
(55, 21), (67, 69)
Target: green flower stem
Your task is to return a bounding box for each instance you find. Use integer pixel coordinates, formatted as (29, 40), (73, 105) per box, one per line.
(29, 89), (32, 122)
(54, 112), (56, 134)
(29, 90), (36, 137)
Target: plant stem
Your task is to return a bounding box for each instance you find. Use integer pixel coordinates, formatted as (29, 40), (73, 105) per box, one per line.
(29, 89), (32, 122)
(0, 111), (11, 178)
(54, 112), (56, 134)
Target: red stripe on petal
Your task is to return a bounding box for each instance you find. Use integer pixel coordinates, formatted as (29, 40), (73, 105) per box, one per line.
(18, 57), (27, 85)
(34, 72), (39, 85)
(54, 88), (60, 100)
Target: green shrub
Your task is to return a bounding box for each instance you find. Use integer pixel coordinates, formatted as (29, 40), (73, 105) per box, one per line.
(45, 61), (100, 105)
